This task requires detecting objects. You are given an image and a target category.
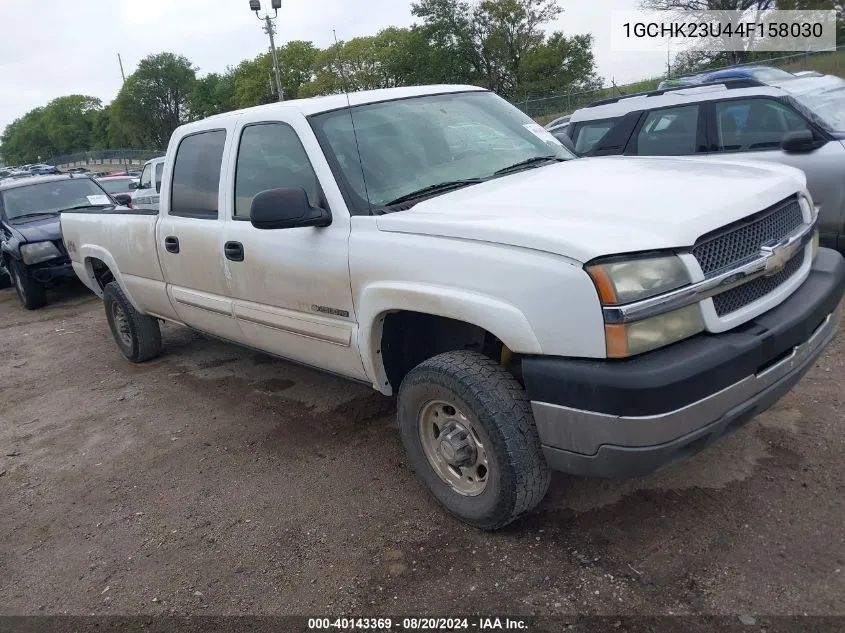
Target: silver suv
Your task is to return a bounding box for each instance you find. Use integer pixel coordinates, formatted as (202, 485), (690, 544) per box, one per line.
(567, 76), (845, 250)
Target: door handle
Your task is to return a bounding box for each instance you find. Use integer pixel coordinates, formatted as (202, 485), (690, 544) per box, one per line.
(224, 241), (244, 262)
(164, 236), (179, 253)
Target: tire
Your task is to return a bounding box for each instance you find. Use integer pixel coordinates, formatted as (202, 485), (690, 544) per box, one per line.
(9, 260), (46, 310)
(397, 350), (551, 530)
(0, 260), (11, 290)
(103, 281), (162, 363)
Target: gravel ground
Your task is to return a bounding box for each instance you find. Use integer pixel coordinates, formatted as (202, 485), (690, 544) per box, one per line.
(1, 281), (844, 616)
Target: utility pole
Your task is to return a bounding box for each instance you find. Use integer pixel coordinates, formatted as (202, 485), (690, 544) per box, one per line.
(249, 0), (284, 102)
(117, 53), (126, 83)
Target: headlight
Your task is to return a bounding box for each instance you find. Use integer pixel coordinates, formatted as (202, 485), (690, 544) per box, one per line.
(20, 241), (61, 265)
(586, 254), (691, 304)
(587, 253), (702, 357)
(605, 304), (705, 358)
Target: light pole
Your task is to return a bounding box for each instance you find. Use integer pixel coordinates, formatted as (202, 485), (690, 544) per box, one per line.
(249, 0), (284, 102)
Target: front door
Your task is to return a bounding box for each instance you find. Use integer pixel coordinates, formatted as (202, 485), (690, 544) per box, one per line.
(219, 116), (366, 380)
(703, 97), (845, 242)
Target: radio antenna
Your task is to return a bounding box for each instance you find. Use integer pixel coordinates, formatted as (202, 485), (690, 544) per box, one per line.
(333, 29), (373, 215)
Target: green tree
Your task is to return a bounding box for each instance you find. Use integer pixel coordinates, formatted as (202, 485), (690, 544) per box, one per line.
(111, 52), (197, 149)
(518, 33), (601, 99)
(41, 95), (102, 155)
(412, 0), (593, 99)
(190, 72), (235, 118)
(0, 109), (53, 164)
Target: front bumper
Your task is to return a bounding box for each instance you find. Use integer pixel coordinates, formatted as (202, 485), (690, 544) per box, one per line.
(522, 248), (845, 479)
(29, 259), (75, 284)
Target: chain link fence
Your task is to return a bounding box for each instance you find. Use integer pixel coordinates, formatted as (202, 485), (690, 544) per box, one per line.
(516, 44), (845, 123)
(47, 149), (164, 168)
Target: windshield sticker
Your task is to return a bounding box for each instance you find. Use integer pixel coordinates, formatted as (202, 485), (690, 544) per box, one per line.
(86, 195), (111, 205)
(523, 123), (564, 147)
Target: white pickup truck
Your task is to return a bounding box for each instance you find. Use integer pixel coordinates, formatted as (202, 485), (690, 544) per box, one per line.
(61, 85), (845, 530)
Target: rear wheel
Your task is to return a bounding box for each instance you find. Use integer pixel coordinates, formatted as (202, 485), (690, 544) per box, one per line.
(103, 281), (162, 362)
(397, 350), (550, 530)
(10, 260), (46, 310)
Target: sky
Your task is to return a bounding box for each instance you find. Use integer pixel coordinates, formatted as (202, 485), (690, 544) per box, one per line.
(0, 0), (670, 134)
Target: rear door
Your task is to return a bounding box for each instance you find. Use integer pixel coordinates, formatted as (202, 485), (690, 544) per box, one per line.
(218, 111), (366, 380)
(625, 103), (708, 156)
(157, 127), (244, 341)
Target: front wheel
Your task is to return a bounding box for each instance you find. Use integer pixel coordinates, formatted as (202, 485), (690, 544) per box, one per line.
(0, 260), (12, 290)
(398, 350), (550, 530)
(103, 281), (162, 363)
(10, 260), (46, 310)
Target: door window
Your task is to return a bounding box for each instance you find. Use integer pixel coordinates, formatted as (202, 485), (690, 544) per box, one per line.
(138, 164), (152, 189)
(715, 98), (811, 152)
(572, 120), (617, 154)
(170, 130), (226, 219)
(636, 105), (700, 156)
(233, 123), (320, 219)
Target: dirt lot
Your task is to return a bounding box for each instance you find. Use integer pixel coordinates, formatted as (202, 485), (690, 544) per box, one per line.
(1, 281), (844, 617)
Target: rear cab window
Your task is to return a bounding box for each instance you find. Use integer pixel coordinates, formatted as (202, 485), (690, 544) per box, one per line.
(170, 130), (227, 219)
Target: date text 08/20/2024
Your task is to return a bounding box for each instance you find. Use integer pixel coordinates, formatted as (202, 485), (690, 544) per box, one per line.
(306, 617), (529, 630)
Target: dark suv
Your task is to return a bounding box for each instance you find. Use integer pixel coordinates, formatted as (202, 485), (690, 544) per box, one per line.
(0, 175), (123, 309)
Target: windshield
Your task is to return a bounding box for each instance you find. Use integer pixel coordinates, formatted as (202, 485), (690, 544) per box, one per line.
(0, 178), (111, 220)
(790, 83), (845, 133)
(98, 178), (135, 194)
(309, 91), (574, 212)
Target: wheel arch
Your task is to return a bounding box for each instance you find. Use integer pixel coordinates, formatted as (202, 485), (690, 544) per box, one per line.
(357, 282), (542, 395)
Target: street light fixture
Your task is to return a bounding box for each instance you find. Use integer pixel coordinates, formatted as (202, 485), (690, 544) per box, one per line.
(249, 0), (284, 102)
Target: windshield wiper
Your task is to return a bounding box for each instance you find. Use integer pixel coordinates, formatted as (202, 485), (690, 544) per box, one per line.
(494, 155), (566, 176)
(9, 211), (59, 221)
(58, 203), (112, 212)
(385, 179), (487, 207)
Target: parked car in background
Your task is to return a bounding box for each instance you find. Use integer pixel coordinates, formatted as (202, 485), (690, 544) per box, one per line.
(0, 174), (126, 309)
(544, 114), (571, 141)
(97, 175), (139, 206)
(61, 84), (843, 529)
(657, 65), (797, 90)
(28, 164), (61, 175)
(567, 76), (845, 249)
(129, 156), (166, 210)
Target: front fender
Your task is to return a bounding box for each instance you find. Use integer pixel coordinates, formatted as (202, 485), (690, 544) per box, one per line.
(356, 281), (542, 394)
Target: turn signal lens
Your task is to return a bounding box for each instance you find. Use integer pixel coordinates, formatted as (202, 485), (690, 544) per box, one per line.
(605, 304), (705, 358)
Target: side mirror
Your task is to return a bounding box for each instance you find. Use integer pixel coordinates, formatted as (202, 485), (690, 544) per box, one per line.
(250, 187), (331, 230)
(112, 193), (132, 206)
(781, 129), (825, 153)
(128, 181), (139, 190)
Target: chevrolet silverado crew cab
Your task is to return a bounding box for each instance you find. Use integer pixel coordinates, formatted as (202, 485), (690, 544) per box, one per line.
(60, 85), (845, 530)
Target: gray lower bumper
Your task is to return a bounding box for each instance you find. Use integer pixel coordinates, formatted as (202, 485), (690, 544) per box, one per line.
(533, 311), (839, 479)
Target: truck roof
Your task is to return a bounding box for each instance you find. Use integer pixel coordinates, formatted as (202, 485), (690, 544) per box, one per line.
(180, 84), (487, 130)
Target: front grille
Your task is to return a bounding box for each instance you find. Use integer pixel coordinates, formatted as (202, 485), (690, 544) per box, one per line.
(713, 252), (805, 316)
(692, 197), (803, 276)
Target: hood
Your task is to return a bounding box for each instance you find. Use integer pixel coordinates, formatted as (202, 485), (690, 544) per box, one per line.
(6, 215), (62, 243)
(375, 156), (805, 262)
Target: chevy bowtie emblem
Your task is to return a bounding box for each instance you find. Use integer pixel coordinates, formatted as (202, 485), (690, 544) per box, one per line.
(761, 239), (800, 277)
